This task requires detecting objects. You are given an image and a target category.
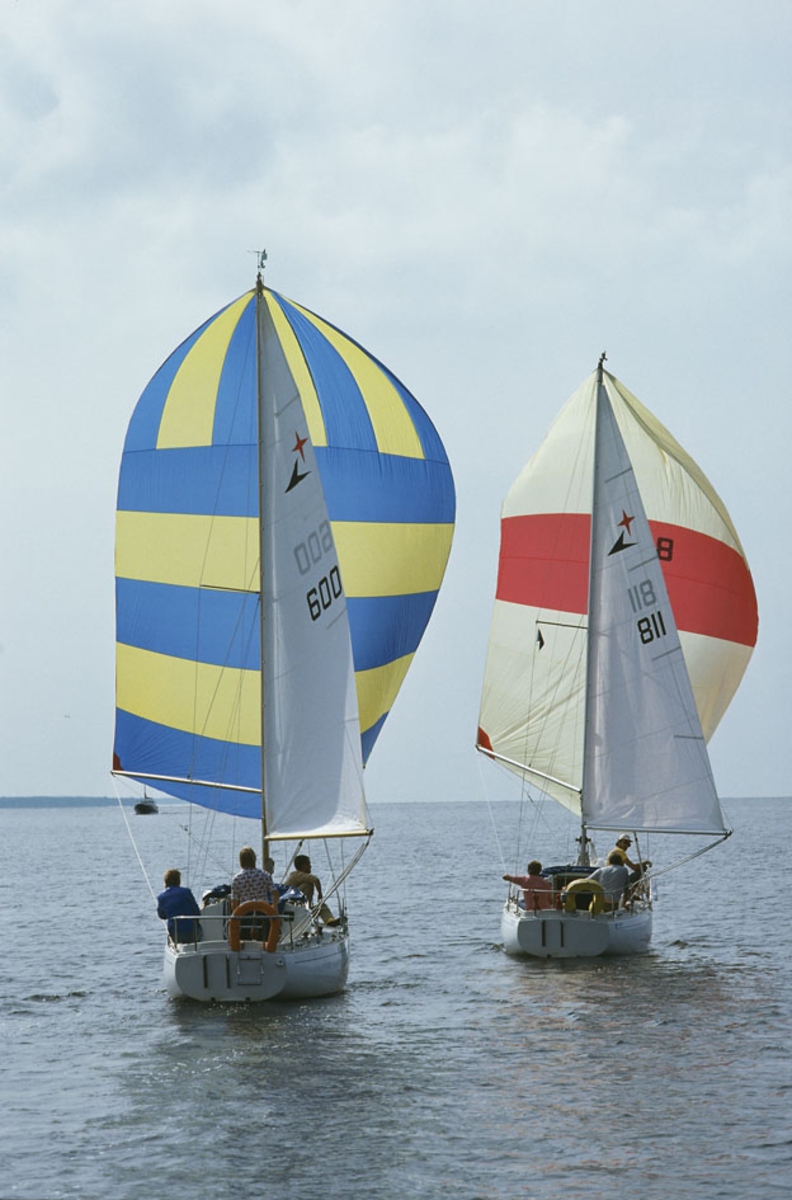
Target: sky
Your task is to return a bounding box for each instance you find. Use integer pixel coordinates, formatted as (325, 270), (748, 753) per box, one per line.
(1, 0), (790, 803)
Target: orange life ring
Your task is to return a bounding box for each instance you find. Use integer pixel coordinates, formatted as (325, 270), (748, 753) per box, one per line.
(227, 900), (281, 953)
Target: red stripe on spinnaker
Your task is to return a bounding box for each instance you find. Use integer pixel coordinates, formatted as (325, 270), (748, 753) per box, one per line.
(496, 514), (758, 647)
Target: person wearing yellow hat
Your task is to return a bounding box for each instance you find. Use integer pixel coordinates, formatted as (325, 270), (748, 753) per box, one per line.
(609, 834), (651, 883)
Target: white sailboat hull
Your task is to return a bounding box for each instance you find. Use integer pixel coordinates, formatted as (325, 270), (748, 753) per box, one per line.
(501, 901), (652, 960)
(163, 932), (349, 1002)
(162, 899), (349, 1002)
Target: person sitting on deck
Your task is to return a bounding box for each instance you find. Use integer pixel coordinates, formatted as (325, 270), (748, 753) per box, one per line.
(609, 834), (652, 885)
(232, 846), (275, 941)
(588, 852), (630, 910)
(156, 868), (202, 943)
(502, 861), (554, 912)
(284, 854), (341, 926)
(232, 846), (275, 905)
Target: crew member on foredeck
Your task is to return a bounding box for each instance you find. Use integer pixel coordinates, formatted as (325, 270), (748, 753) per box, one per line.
(284, 854), (341, 926)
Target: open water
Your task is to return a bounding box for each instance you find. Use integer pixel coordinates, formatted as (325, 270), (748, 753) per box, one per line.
(1, 796), (790, 1200)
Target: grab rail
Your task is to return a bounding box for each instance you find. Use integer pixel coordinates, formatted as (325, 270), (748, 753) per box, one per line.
(168, 906), (297, 948)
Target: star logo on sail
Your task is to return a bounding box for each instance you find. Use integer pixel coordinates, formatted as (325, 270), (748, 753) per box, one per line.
(608, 510), (636, 556)
(286, 429), (311, 492)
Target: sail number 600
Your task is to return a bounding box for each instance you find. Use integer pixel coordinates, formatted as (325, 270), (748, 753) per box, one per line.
(307, 566), (343, 621)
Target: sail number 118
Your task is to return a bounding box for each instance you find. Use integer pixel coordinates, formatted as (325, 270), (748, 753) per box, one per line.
(628, 578), (667, 645)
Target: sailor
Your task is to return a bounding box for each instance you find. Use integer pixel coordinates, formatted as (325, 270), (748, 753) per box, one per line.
(502, 860), (554, 911)
(156, 868), (202, 943)
(609, 834), (652, 884)
(283, 854), (341, 926)
(589, 852), (631, 910)
(232, 846), (275, 905)
(232, 846), (276, 941)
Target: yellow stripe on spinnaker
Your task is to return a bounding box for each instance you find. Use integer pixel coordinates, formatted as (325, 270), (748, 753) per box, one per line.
(116, 643), (261, 745)
(117, 640), (412, 753)
(333, 521), (454, 597)
(157, 294), (253, 449)
(355, 653), (413, 733)
(116, 512), (452, 598)
(265, 294), (328, 447)
(116, 511), (259, 591)
(291, 302), (424, 459)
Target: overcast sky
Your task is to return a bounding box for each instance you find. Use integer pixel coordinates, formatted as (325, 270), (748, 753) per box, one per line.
(1, 1), (789, 803)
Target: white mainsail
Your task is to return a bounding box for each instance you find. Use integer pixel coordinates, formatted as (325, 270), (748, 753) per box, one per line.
(582, 378), (726, 835)
(258, 300), (368, 841)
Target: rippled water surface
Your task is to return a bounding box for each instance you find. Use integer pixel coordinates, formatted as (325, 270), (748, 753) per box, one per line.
(1, 798), (789, 1199)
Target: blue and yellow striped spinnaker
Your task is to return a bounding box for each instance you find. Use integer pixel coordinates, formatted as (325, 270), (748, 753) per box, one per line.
(114, 288), (456, 817)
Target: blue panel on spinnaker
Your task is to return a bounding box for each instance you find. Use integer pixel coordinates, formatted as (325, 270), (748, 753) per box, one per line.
(361, 713), (388, 764)
(316, 446), (455, 524)
(116, 579), (260, 669)
(114, 710), (260, 819)
(117, 445), (258, 517)
(347, 593), (439, 672)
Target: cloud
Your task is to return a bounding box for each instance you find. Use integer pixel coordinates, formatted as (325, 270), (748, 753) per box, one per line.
(0, 34), (59, 122)
(0, 1), (790, 796)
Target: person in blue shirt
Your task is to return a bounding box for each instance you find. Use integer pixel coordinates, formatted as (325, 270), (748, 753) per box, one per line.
(156, 868), (202, 943)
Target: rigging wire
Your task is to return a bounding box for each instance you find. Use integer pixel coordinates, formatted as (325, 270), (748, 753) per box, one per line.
(479, 751), (508, 871)
(113, 783), (157, 905)
(642, 833), (731, 883)
(317, 836), (371, 914)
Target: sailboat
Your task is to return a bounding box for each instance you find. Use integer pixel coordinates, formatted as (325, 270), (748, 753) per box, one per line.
(477, 356), (757, 959)
(113, 261), (455, 1000)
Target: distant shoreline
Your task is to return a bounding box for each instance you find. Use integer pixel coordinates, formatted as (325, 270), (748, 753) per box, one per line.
(0, 794), (788, 810)
(0, 796), (140, 808)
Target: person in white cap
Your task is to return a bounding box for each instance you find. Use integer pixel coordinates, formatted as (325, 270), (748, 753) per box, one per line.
(609, 834), (651, 883)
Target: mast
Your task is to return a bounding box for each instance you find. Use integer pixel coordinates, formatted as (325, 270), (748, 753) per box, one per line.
(255, 252), (270, 865)
(577, 351), (608, 867)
